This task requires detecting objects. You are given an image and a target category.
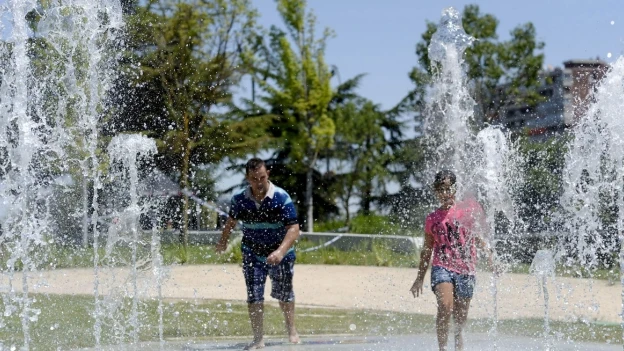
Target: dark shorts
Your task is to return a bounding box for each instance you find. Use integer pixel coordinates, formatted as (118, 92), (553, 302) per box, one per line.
(242, 246), (295, 304)
(430, 266), (476, 299)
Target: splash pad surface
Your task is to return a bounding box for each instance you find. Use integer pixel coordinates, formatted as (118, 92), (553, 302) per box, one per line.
(75, 334), (621, 351)
(16, 263), (621, 350)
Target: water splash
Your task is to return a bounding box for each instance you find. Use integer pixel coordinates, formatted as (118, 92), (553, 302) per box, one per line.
(0, 2), (41, 348)
(559, 59), (624, 271)
(0, 0), (128, 349)
(428, 8), (474, 64)
(423, 8), (477, 196)
(423, 8), (525, 349)
(559, 56), (624, 347)
(530, 249), (556, 349)
(99, 133), (159, 346)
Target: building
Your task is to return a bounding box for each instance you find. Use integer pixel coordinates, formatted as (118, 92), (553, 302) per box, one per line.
(494, 59), (609, 138)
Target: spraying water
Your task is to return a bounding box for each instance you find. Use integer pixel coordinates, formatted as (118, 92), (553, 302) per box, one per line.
(423, 7), (476, 196)
(104, 133), (159, 346)
(424, 8), (523, 348)
(559, 57), (624, 347)
(530, 249), (556, 350)
(0, 1), (129, 349)
(0, 2), (42, 349)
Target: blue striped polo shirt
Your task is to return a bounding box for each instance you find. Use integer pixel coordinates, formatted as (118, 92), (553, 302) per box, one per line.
(229, 182), (298, 257)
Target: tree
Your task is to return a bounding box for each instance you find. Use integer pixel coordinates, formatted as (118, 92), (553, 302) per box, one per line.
(332, 98), (401, 223)
(118, 0), (271, 248)
(250, 0), (334, 232)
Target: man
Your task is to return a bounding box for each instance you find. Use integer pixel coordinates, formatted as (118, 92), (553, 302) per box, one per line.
(216, 158), (300, 350)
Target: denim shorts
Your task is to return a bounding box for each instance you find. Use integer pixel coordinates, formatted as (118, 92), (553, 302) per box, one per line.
(430, 266), (476, 299)
(242, 246), (295, 303)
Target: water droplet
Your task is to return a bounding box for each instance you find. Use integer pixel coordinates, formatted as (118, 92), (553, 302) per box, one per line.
(611, 20), (615, 25)
(349, 324), (356, 331)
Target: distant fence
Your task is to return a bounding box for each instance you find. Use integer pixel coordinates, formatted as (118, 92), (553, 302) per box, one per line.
(160, 230), (423, 255)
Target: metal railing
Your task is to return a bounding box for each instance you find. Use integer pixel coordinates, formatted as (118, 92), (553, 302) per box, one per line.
(159, 230), (423, 255)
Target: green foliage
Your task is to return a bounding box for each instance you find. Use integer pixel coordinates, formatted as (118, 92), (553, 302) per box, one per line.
(124, 0), (270, 166)
(349, 214), (401, 235)
(514, 133), (568, 232)
(256, 0), (335, 167)
(295, 238), (417, 267)
(121, 0), (272, 241)
(245, 0), (337, 229)
(313, 219), (347, 232)
(332, 98), (402, 219)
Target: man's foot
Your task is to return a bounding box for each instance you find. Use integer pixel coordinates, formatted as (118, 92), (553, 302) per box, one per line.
(243, 340), (265, 350)
(289, 333), (301, 344)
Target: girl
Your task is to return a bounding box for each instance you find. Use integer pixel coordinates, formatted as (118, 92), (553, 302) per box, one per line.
(410, 170), (495, 351)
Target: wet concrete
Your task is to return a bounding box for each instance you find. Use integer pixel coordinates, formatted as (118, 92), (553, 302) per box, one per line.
(75, 333), (622, 351)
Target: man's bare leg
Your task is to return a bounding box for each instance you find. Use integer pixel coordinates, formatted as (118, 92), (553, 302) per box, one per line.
(245, 302), (265, 350)
(453, 297), (471, 351)
(279, 301), (300, 343)
(434, 283), (454, 351)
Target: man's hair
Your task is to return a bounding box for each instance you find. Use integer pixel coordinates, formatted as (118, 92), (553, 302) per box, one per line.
(433, 169), (456, 188)
(246, 158), (266, 175)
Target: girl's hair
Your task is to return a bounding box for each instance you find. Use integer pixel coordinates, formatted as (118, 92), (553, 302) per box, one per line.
(433, 170), (456, 188)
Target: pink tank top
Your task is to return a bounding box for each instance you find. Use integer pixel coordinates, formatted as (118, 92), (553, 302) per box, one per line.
(425, 199), (487, 275)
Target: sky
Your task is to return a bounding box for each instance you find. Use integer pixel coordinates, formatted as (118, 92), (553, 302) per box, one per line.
(242, 0), (624, 111)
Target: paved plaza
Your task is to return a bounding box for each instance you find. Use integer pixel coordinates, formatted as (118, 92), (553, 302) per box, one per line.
(76, 334), (622, 351)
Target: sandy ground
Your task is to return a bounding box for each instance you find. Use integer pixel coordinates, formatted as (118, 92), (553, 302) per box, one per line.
(0, 263), (620, 325)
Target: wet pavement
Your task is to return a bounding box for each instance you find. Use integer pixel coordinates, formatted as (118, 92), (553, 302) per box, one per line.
(75, 334), (622, 351)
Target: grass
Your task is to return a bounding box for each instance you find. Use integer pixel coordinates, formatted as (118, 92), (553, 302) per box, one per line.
(0, 294), (433, 350)
(0, 294), (620, 350)
(314, 215), (425, 237)
(11, 239), (418, 270)
(503, 262), (619, 283)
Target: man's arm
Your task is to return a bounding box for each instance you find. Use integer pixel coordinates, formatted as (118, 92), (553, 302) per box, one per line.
(216, 217), (237, 253)
(267, 223), (300, 265)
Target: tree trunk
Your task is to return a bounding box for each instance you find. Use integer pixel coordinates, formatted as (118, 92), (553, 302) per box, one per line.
(305, 165), (314, 233)
(345, 198), (350, 226)
(180, 113), (191, 249)
(361, 171), (372, 216)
